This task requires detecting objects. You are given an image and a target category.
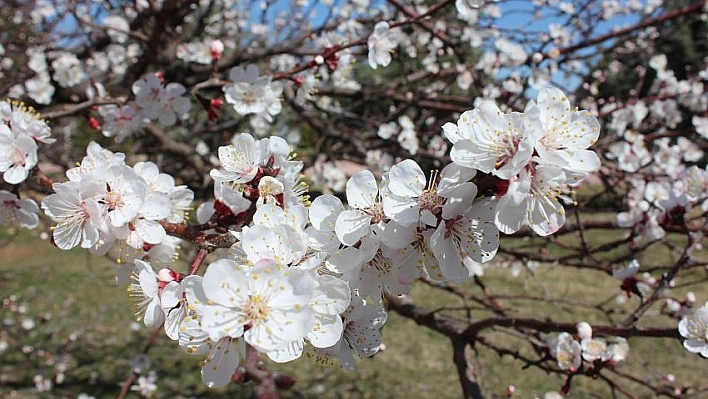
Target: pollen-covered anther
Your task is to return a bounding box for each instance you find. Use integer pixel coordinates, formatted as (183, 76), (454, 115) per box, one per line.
(243, 294), (270, 326)
(365, 202), (387, 223)
(366, 250), (392, 275)
(417, 189), (443, 212)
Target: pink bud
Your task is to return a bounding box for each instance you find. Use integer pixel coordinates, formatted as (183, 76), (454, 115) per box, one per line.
(209, 98), (224, 122)
(507, 384), (515, 396)
(157, 268), (175, 283)
(561, 384), (570, 396)
(275, 373), (298, 389)
(88, 117), (101, 131)
(210, 98), (224, 110)
(210, 40), (224, 61)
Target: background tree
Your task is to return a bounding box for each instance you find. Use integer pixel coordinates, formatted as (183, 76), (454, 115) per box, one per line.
(2, 1), (708, 399)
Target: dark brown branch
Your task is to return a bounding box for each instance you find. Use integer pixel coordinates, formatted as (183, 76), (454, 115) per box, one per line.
(462, 317), (679, 341)
(452, 337), (485, 399)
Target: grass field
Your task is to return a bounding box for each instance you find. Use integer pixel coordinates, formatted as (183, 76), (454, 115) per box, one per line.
(1, 225), (707, 399)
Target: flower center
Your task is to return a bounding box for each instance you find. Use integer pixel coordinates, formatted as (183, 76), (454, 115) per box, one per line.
(495, 135), (520, 169)
(418, 189), (443, 212)
(105, 189), (125, 210)
(365, 250), (391, 275)
(556, 349), (573, 365)
(365, 202), (386, 223)
(242, 89), (258, 106)
(243, 294), (269, 326)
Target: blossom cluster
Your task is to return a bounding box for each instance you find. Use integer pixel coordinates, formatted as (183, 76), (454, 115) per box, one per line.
(0, 190), (39, 230)
(0, 100), (53, 184)
(41, 142), (193, 257)
(91, 72), (192, 143)
(122, 132), (385, 386)
(679, 302), (708, 358)
(0, 100), (51, 231)
(125, 88), (598, 386)
(548, 322), (629, 372)
(17, 86), (605, 388)
(615, 161), (708, 247)
(444, 87), (600, 236)
(3, 0), (708, 395)
(604, 53), (708, 246)
(223, 64), (284, 122)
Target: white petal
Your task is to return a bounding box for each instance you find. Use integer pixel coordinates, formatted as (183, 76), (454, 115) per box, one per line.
(309, 194), (344, 232)
(383, 195), (419, 226)
(306, 226), (340, 253)
(326, 247), (362, 274)
(160, 281), (183, 310)
(430, 223), (470, 283)
(3, 165), (29, 184)
(201, 338), (241, 388)
(440, 183), (477, 219)
(494, 197), (525, 234)
(335, 210), (371, 246)
(202, 259), (249, 306)
(388, 159), (425, 198)
(308, 315), (344, 348)
(141, 192), (171, 220)
(450, 140), (495, 172)
(565, 149), (601, 173)
(245, 322), (285, 352)
(346, 170), (378, 209)
(267, 340), (304, 363)
(529, 196), (566, 236)
(136, 219), (167, 245)
(143, 299), (165, 327)
(53, 220), (82, 250)
(537, 87), (571, 128)
(567, 110), (601, 149)
(312, 275), (351, 315)
(441, 122), (462, 143)
(164, 305), (186, 341)
(379, 221), (416, 249)
(196, 201), (215, 224)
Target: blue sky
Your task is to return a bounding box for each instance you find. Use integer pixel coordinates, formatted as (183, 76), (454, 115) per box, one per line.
(56, 0), (649, 94)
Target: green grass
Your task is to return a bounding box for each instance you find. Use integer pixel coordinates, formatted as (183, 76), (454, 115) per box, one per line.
(1, 226), (707, 399)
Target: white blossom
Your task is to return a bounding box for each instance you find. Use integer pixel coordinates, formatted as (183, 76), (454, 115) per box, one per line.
(367, 21), (401, 69)
(679, 303), (708, 357)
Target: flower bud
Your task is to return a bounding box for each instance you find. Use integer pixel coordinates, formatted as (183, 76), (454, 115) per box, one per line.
(88, 117), (101, 131)
(686, 292), (696, 304)
(157, 268), (176, 283)
(275, 373), (298, 389)
(576, 322), (592, 340)
(210, 40), (224, 61)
